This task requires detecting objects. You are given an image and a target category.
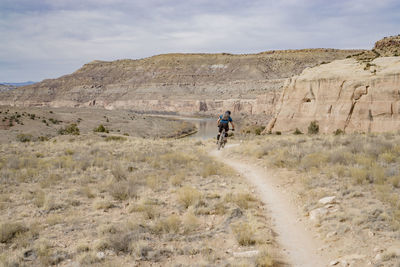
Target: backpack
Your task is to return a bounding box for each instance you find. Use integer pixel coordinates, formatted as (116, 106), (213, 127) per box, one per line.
(222, 112), (230, 121)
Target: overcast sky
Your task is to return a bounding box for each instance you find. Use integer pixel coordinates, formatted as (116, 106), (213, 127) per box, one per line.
(1, 0), (399, 82)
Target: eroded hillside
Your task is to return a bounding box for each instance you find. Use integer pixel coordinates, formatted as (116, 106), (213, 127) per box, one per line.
(0, 49), (361, 117)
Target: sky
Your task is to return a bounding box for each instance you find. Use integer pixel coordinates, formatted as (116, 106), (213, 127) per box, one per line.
(1, 0), (399, 82)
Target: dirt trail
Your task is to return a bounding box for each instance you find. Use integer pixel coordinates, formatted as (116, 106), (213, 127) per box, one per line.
(211, 145), (329, 267)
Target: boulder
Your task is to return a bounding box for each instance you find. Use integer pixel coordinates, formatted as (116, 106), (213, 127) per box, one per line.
(319, 196), (337, 205)
(309, 207), (328, 222)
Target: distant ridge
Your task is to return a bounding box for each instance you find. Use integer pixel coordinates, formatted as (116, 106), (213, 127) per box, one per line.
(0, 81), (36, 87)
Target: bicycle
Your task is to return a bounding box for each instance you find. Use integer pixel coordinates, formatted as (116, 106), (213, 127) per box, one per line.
(217, 128), (233, 150)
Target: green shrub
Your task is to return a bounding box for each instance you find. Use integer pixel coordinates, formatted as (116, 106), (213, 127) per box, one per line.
(293, 128), (303, 135)
(308, 121), (319, 134)
(58, 124), (80, 135)
(94, 124), (109, 133)
(48, 118), (61, 124)
(334, 129), (344, 135)
(255, 126), (266, 135)
(16, 133), (33, 142)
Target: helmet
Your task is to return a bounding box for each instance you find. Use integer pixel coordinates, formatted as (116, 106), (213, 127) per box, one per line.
(226, 110), (231, 115)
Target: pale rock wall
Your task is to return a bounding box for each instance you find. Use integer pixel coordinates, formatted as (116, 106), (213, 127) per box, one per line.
(266, 57), (400, 133)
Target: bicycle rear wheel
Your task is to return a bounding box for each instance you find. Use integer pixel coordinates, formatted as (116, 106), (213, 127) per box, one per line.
(217, 129), (225, 150)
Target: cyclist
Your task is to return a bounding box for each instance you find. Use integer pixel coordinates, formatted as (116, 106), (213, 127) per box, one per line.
(217, 110), (235, 142)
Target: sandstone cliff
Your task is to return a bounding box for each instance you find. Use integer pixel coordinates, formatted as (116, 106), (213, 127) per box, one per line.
(266, 56), (400, 134)
(0, 49), (360, 116)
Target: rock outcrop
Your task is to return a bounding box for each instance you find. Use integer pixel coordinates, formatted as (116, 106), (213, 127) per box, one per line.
(266, 57), (400, 134)
(0, 49), (361, 115)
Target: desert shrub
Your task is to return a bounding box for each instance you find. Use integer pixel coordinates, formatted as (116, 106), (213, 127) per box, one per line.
(58, 124), (80, 135)
(0, 222), (27, 243)
(79, 252), (103, 265)
(94, 200), (114, 210)
(254, 147), (269, 159)
(334, 129), (344, 135)
(109, 180), (137, 200)
(390, 175), (400, 188)
(293, 128), (303, 135)
(255, 126), (266, 135)
(275, 131), (281, 135)
(111, 164), (127, 181)
(107, 232), (136, 253)
(370, 165), (385, 184)
(48, 118), (60, 124)
(177, 186), (201, 208)
(379, 152), (396, 164)
(329, 150), (353, 165)
(182, 210), (200, 233)
(153, 215), (181, 234)
(81, 186), (95, 198)
(354, 154), (374, 168)
(350, 168), (368, 184)
(225, 193), (256, 209)
(34, 190), (46, 207)
(94, 124), (108, 133)
(160, 152), (193, 167)
(105, 136), (126, 142)
(256, 246), (274, 267)
(129, 203), (158, 220)
(201, 162), (220, 177)
(38, 136), (49, 141)
(231, 222), (256, 246)
(16, 133), (33, 142)
(300, 153), (328, 170)
(308, 121), (319, 134)
(170, 172), (185, 186)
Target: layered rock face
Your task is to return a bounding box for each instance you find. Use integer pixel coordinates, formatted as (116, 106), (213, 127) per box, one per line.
(0, 49), (360, 115)
(266, 57), (400, 133)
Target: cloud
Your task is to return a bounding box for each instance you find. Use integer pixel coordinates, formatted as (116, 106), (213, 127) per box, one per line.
(0, 0), (399, 81)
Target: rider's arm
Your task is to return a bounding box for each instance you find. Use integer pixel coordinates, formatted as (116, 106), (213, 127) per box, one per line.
(217, 117), (221, 125)
(230, 121), (235, 130)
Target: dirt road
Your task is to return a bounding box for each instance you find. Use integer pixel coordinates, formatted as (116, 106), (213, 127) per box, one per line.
(211, 145), (329, 267)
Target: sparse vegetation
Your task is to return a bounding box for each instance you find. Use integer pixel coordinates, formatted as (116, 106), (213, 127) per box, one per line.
(94, 124), (109, 133)
(293, 128), (303, 135)
(0, 136), (276, 265)
(58, 123), (80, 135)
(307, 120), (319, 134)
(228, 132), (400, 265)
(16, 133), (33, 142)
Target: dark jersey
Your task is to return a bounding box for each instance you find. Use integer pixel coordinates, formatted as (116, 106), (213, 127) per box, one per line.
(219, 114), (233, 123)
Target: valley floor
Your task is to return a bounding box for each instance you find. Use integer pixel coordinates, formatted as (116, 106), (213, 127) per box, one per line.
(0, 135), (280, 266)
(1, 125), (400, 266)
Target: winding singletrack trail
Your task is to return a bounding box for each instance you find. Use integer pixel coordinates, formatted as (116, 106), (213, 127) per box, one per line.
(211, 145), (328, 267)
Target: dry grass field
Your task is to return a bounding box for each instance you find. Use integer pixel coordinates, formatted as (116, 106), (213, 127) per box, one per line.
(0, 135), (279, 266)
(0, 106), (196, 143)
(228, 133), (400, 266)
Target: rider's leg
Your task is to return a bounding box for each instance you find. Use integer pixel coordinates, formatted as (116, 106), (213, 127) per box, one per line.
(224, 124), (229, 137)
(217, 125), (223, 141)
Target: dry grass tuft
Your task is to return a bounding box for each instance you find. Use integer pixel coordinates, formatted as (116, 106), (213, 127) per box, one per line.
(256, 246), (274, 267)
(231, 221), (256, 246)
(153, 215), (181, 234)
(0, 222), (27, 243)
(183, 210), (200, 233)
(177, 186), (202, 208)
(108, 180), (137, 200)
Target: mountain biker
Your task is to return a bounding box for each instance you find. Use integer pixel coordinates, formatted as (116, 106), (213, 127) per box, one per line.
(217, 110), (235, 142)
